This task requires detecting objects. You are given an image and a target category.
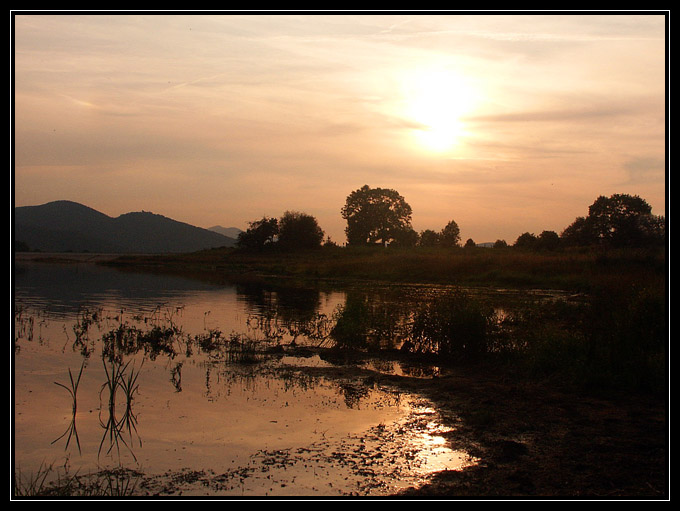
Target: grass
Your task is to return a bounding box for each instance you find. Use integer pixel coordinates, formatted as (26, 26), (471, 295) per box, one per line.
(105, 244), (667, 293)
(104, 244), (667, 394)
(51, 360), (86, 454)
(98, 358), (143, 463)
(13, 463), (141, 497)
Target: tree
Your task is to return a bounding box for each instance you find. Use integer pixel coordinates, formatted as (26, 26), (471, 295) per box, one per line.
(493, 239), (508, 249)
(587, 194), (657, 247)
(537, 230), (560, 251)
(341, 185), (413, 246)
(419, 229), (440, 247)
(514, 232), (538, 249)
(635, 213), (666, 247)
(440, 220), (461, 248)
(391, 227), (419, 247)
(561, 193), (664, 248)
(277, 211), (325, 251)
(560, 216), (596, 247)
(237, 216), (279, 251)
(464, 238), (476, 248)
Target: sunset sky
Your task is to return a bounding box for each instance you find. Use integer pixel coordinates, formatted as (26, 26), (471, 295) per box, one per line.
(12, 12), (667, 245)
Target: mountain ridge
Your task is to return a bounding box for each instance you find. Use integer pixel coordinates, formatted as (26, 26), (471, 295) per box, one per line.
(14, 200), (239, 254)
(207, 225), (243, 239)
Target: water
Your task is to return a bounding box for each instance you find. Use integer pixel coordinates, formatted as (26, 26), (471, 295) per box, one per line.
(13, 261), (476, 497)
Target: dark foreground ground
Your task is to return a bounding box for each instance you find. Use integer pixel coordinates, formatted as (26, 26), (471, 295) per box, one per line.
(377, 361), (668, 499)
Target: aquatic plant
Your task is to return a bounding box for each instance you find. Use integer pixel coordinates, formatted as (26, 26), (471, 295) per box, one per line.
(102, 322), (179, 362)
(246, 311), (286, 344)
(13, 463), (141, 497)
(14, 306), (35, 353)
(226, 333), (260, 364)
(13, 462), (54, 496)
(70, 307), (104, 357)
(98, 357), (143, 463)
(51, 360), (86, 454)
(408, 290), (498, 361)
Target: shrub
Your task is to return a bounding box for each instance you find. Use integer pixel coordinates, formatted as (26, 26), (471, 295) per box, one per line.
(408, 290), (498, 361)
(583, 281), (667, 392)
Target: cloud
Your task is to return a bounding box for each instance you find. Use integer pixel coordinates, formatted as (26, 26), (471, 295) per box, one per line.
(622, 156), (666, 183)
(13, 13), (666, 244)
(465, 104), (636, 124)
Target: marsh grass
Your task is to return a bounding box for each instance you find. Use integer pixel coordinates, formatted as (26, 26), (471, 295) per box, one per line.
(70, 307), (104, 357)
(13, 462), (54, 497)
(104, 245), (667, 392)
(226, 333), (260, 364)
(14, 305), (34, 345)
(98, 358), (143, 463)
(327, 282), (666, 393)
(51, 360), (86, 454)
(102, 322), (180, 362)
(122, 245), (665, 292)
(13, 463), (141, 497)
(408, 289), (498, 361)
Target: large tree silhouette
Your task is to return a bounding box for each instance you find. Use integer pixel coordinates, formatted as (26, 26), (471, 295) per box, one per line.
(277, 210), (325, 250)
(561, 193), (664, 248)
(440, 219), (461, 247)
(341, 185), (413, 246)
(236, 216), (279, 251)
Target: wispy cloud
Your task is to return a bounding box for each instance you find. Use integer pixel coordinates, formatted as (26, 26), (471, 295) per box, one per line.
(13, 13), (666, 242)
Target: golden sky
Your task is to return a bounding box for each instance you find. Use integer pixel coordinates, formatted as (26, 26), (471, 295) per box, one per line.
(12, 12), (667, 244)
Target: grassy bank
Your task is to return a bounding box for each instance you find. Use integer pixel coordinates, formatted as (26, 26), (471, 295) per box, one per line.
(94, 245), (671, 394)
(105, 244), (667, 292)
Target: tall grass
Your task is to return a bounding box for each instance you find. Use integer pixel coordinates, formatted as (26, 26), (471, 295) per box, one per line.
(328, 281), (666, 393)
(51, 360), (86, 454)
(13, 463), (141, 497)
(581, 279), (667, 392)
(98, 358), (143, 463)
(408, 289), (498, 361)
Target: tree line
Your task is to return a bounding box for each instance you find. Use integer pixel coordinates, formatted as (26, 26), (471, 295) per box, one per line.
(237, 185), (665, 252)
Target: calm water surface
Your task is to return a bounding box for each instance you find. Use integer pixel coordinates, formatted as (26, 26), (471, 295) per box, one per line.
(13, 261), (476, 497)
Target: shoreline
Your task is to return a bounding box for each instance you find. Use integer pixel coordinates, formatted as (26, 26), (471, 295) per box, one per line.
(13, 252), (138, 264)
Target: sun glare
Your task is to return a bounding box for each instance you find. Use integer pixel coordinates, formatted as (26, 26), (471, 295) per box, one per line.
(401, 68), (478, 153)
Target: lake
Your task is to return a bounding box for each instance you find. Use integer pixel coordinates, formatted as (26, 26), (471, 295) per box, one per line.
(14, 260), (483, 497)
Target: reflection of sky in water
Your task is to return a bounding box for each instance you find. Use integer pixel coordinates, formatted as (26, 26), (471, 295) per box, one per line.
(13, 262), (475, 496)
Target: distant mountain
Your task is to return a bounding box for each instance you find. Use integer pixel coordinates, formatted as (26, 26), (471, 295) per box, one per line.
(207, 225), (243, 239)
(14, 200), (237, 254)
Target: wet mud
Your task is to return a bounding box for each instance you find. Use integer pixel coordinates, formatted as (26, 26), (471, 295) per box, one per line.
(113, 355), (667, 499)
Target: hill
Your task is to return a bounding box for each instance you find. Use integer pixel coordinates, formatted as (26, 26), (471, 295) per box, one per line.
(207, 225), (243, 239)
(14, 200), (237, 254)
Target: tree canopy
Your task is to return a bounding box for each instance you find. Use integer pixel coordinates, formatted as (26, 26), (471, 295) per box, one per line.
(419, 229), (440, 247)
(440, 220), (461, 248)
(341, 185), (413, 246)
(237, 211), (325, 252)
(561, 193), (664, 248)
(236, 216), (279, 251)
(277, 210), (325, 251)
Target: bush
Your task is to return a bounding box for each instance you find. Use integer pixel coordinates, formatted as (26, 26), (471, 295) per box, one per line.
(277, 211), (324, 251)
(583, 281), (667, 392)
(408, 290), (498, 361)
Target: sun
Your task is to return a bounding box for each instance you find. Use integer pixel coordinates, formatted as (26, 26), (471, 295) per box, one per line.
(401, 68), (478, 153)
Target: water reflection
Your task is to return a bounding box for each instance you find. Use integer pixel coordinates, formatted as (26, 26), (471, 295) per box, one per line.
(14, 261), (477, 496)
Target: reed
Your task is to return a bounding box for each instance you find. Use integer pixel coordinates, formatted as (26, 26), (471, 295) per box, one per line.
(13, 463), (140, 497)
(98, 357), (143, 463)
(51, 360), (86, 454)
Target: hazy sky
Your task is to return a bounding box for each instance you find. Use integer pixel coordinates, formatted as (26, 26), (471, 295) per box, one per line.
(12, 12), (667, 244)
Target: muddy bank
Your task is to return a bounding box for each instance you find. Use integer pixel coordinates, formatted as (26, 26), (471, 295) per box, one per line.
(202, 348), (666, 499)
(373, 363), (667, 499)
